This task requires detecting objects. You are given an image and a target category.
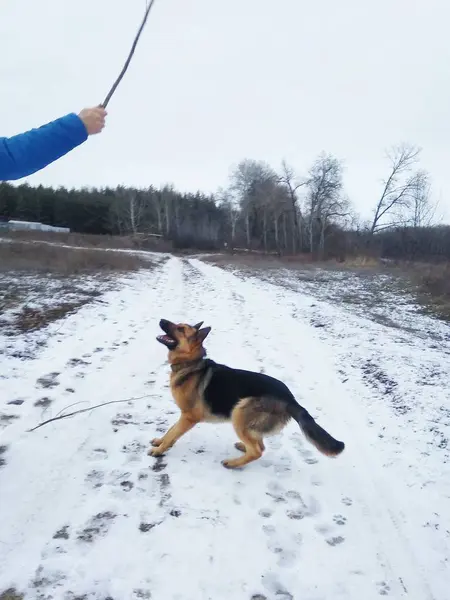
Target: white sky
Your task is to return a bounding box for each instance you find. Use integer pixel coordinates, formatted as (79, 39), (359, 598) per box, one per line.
(1, 0), (449, 222)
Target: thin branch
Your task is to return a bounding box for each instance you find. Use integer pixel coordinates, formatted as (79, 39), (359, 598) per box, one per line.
(102, 0), (157, 108)
(372, 222), (405, 232)
(28, 394), (151, 433)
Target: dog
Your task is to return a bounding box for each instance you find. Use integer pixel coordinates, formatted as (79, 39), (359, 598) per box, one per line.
(149, 319), (345, 469)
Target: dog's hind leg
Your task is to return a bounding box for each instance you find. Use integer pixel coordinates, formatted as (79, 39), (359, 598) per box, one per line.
(235, 439), (265, 453)
(223, 433), (262, 469)
(223, 401), (264, 469)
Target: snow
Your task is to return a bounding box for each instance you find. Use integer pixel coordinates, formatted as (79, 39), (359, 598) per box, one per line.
(0, 255), (449, 600)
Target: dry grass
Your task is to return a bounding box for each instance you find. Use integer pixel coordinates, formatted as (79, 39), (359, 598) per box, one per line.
(203, 251), (382, 273)
(410, 262), (450, 320)
(2, 230), (173, 252)
(14, 300), (99, 333)
(0, 241), (148, 274)
(0, 238), (161, 341)
(343, 255), (380, 268)
(0, 589), (23, 600)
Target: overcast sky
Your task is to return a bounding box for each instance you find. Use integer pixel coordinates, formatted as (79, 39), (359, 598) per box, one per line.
(1, 0), (449, 222)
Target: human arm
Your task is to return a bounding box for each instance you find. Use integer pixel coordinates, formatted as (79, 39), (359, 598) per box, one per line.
(0, 107), (106, 181)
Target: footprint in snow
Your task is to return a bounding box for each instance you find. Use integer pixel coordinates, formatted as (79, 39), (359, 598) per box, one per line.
(158, 472), (171, 507)
(261, 573), (294, 599)
(377, 581), (391, 596)
(133, 589), (152, 599)
(85, 469), (104, 489)
(7, 398), (25, 406)
(333, 514), (347, 526)
(286, 510), (305, 521)
(261, 485), (309, 568)
(53, 525), (70, 540)
(272, 454), (293, 476)
(77, 511), (117, 543)
(326, 535), (345, 546)
(152, 456), (167, 472)
(266, 540), (298, 568)
(289, 434), (319, 464)
(0, 445), (8, 468)
(111, 413), (137, 426)
(30, 564), (66, 593)
(88, 447), (108, 461)
(120, 480), (134, 492)
(34, 397), (53, 408)
(265, 481), (288, 504)
(121, 440), (146, 461)
(316, 521), (346, 544)
(66, 357), (91, 368)
(36, 372), (60, 389)
(0, 414), (19, 428)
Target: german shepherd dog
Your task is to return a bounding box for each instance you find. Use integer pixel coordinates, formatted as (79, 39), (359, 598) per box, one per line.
(149, 319), (345, 469)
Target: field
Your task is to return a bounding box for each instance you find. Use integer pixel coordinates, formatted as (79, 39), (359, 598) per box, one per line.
(0, 238), (449, 600)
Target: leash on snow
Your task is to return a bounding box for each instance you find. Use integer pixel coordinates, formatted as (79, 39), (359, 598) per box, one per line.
(27, 394), (151, 432)
(101, 0), (157, 108)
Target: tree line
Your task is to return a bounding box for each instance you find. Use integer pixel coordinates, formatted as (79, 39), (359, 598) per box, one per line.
(1, 143), (449, 261)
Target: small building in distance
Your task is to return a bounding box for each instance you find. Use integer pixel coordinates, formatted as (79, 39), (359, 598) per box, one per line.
(0, 219), (70, 233)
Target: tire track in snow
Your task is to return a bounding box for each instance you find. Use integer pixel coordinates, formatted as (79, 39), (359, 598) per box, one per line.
(189, 258), (443, 600)
(0, 258), (184, 598)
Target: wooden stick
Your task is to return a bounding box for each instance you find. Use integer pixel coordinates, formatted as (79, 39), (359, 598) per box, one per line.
(28, 395), (150, 432)
(102, 0), (157, 108)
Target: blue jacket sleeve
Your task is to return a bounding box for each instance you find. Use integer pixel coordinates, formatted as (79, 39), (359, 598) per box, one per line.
(0, 113), (88, 181)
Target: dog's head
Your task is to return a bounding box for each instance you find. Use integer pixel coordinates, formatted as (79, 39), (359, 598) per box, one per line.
(157, 319), (211, 361)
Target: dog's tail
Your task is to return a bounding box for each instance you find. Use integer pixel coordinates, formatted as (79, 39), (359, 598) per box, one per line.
(288, 402), (345, 457)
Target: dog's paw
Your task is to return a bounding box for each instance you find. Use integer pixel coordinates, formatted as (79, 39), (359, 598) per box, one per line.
(234, 442), (246, 453)
(151, 438), (163, 447)
(148, 447), (165, 457)
(222, 458), (242, 469)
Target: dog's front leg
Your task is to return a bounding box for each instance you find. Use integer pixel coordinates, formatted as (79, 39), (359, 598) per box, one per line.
(148, 415), (197, 457)
(150, 423), (177, 449)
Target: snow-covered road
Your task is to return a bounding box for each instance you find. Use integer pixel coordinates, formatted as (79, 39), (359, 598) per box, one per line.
(1, 256), (449, 600)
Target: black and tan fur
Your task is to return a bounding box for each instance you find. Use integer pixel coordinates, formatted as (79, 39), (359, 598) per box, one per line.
(149, 319), (345, 469)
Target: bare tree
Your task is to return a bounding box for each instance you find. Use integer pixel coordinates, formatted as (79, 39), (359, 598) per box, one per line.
(278, 160), (307, 253)
(160, 184), (176, 236)
(370, 144), (421, 234)
(253, 177), (287, 252)
(407, 170), (437, 227)
(229, 159), (276, 248)
(114, 186), (146, 234)
(217, 187), (240, 246)
(306, 153), (344, 255)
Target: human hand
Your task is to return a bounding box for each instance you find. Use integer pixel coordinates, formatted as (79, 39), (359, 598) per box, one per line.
(78, 106), (107, 135)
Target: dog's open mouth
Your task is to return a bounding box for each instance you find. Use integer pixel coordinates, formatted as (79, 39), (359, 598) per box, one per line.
(156, 334), (177, 350)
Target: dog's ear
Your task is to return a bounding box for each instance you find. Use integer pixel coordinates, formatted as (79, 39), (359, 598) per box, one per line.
(193, 321), (204, 330)
(197, 326), (211, 342)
